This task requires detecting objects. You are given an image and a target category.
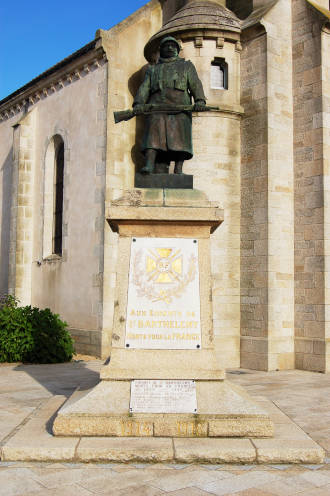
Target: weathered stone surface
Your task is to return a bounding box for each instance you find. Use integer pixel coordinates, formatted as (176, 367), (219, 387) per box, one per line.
(77, 437), (173, 462)
(164, 188), (215, 207)
(196, 380), (271, 418)
(106, 204), (224, 225)
(2, 397), (79, 462)
(54, 416), (155, 438)
(111, 188), (164, 207)
(240, 0), (296, 372)
(174, 438), (256, 463)
(254, 439), (325, 464)
(208, 418), (273, 438)
(53, 379), (273, 438)
(153, 419), (208, 437)
(292, 0), (330, 373)
(100, 349), (225, 380)
(1, 374), (325, 464)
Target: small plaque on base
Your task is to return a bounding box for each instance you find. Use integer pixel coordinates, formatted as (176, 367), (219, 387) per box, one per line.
(135, 173), (193, 189)
(130, 380), (197, 413)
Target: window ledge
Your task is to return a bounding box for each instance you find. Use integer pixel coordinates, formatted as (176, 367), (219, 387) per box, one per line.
(43, 254), (62, 263)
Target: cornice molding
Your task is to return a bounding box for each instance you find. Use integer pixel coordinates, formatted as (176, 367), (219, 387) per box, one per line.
(0, 45), (107, 123)
(306, 0), (330, 20)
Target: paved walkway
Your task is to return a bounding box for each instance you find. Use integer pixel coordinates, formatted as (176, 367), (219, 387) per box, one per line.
(1, 360), (330, 495)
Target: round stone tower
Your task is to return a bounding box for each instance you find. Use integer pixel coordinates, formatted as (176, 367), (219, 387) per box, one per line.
(144, 0), (242, 112)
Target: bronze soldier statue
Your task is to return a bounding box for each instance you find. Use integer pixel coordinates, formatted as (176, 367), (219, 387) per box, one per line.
(133, 36), (207, 175)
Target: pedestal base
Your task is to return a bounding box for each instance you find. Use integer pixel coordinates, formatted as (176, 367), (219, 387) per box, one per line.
(2, 393), (324, 464)
(53, 380), (273, 438)
(53, 193), (272, 443)
(135, 173), (193, 189)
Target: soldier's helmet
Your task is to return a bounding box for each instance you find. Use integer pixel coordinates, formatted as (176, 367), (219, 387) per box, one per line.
(159, 36), (181, 52)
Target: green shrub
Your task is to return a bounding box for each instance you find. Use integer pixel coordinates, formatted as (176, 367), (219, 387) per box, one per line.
(0, 295), (74, 363)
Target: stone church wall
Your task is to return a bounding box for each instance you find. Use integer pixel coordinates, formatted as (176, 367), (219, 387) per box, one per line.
(33, 63), (107, 356)
(240, 0), (295, 371)
(240, 26), (269, 370)
(262, 0), (295, 372)
(293, 0), (330, 372)
(182, 38), (242, 369)
(0, 112), (22, 296)
(0, 61), (108, 357)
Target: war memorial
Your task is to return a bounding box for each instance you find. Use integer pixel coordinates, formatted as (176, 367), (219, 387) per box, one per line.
(0, 0), (329, 463)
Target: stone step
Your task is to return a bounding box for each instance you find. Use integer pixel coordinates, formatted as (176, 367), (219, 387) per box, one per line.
(52, 380), (274, 438)
(0, 396), (324, 464)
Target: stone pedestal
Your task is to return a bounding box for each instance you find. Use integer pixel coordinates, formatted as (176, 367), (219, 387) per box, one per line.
(135, 172), (193, 189)
(53, 189), (273, 438)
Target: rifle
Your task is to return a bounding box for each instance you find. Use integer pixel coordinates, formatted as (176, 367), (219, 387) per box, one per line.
(114, 104), (219, 124)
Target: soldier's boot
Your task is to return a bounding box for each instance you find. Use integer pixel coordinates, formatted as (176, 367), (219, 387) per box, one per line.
(174, 160), (184, 174)
(141, 149), (156, 174)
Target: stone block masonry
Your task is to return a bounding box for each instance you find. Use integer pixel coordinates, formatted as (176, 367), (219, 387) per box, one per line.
(293, 0), (330, 372)
(69, 328), (102, 357)
(240, 26), (269, 370)
(8, 110), (37, 306)
(240, 0), (295, 371)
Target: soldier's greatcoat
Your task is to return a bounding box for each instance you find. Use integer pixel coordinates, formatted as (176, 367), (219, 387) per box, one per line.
(134, 56), (206, 160)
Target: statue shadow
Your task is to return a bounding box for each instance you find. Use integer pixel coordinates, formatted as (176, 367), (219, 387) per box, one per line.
(160, 0), (186, 24)
(12, 361), (102, 434)
(13, 361), (102, 397)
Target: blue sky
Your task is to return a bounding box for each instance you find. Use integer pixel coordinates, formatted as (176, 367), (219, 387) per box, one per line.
(0, 0), (147, 100)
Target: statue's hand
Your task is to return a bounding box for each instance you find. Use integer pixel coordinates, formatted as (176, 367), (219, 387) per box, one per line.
(193, 100), (206, 112)
(133, 104), (144, 114)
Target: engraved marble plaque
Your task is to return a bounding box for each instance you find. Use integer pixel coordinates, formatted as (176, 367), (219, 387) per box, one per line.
(125, 237), (201, 349)
(130, 380), (197, 413)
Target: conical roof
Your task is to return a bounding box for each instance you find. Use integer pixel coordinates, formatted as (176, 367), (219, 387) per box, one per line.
(144, 1), (240, 61)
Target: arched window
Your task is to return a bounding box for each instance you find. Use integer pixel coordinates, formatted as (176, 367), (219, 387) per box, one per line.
(43, 135), (64, 258)
(53, 141), (64, 255)
(211, 58), (228, 90)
